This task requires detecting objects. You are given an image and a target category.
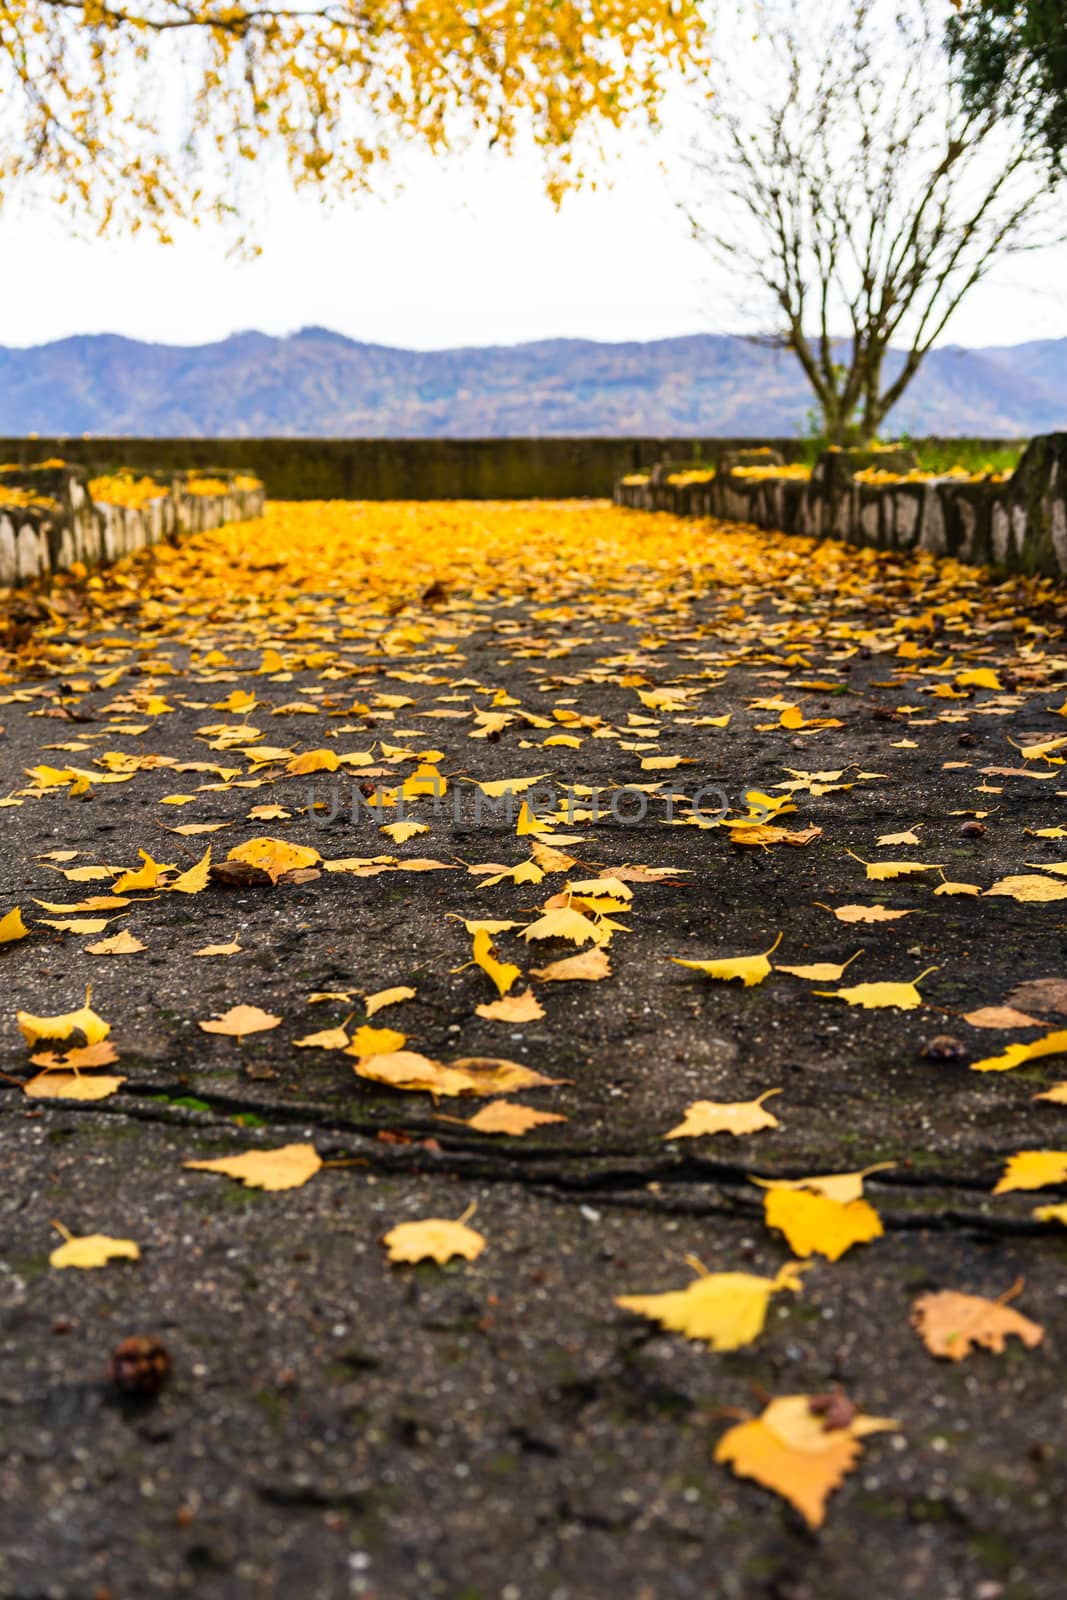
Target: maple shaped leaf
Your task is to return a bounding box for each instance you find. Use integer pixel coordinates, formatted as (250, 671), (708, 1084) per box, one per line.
(912, 1281), (1044, 1361)
(673, 932), (782, 987)
(815, 966), (936, 1010)
(49, 1229), (140, 1270)
(665, 1090), (782, 1140)
(466, 1101), (567, 1135)
(993, 1151), (1067, 1194)
(382, 1215), (486, 1265)
(715, 1394), (898, 1528)
(199, 1005), (282, 1040)
(185, 1142), (322, 1191)
(617, 1259), (807, 1350)
(17, 988), (110, 1049)
(755, 1168), (893, 1260)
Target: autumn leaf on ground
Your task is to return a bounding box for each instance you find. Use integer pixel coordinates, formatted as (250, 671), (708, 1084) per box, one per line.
(167, 847), (213, 894)
(383, 1207), (486, 1265)
(227, 836), (321, 883)
(1033, 1202), (1067, 1227)
(848, 853), (943, 882)
(756, 1167), (893, 1260)
(193, 935), (243, 957)
(1035, 1083), (1067, 1104)
(465, 1101), (567, 1135)
(993, 1151), (1067, 1194)
(112, 850), (168, 892)
(346, 1024), (407, 1058)
(961, 1006), (1040, 1029)
(17, 988), (110, 1048)
(30, 1041), (119, 1071)
(23, 1071), (126, 1100)
(1008, 977), (1067, 1016)
(875, 826), (922, 846)
(353, 1050), (563, 1097)
(617, 1258), (807, 1350)
(294, 1019), (352, 1050)
(970, 1028), (1067, 1074)
(364, 985), (417, 1016)
(530, 947), (612, 982)
(467, 927), (521, 997)
(38, 916), (121, 935)
(185, 1142), (322, 1191)
(475, 989), (546, 1023)
(86, 930), (146, 956)
(520, 904), (605, 946)
(715, 1394), (898, 1529)
(985, 874), (1067, 903)
(673, 932), (782, 987)
(665, 1090), (782, 1140)
(199, 1004), (282, 1040)
(49, 1223), (140, 1270)
(776, 951), (862, 982)
(912, 1280), (1044, 1360)
(817, 903), (913, 923)
(815, 966), (937, 1011)
(0, 907), (29, 944)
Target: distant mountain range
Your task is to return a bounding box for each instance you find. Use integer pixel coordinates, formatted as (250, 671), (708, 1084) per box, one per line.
(0, 327), (1062, 437)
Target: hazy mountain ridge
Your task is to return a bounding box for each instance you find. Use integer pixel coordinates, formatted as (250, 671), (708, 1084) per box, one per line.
(0, 327), (1062, 437)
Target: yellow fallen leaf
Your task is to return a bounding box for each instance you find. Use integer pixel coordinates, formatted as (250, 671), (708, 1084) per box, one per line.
(39, 916), (121, 935)
(993, 1150), (1067, 1194)
(294, 1021), (352, 1050)
(470, 927), (522, 997)
(617, 1259), (806, 1350)
(530, 947), (612, 982)
(465, 1101), (567, 1135)
(971, 1028), (1067, 1074)
(353, 1050), (562, 1097)
(286, 749), (340, 775)
(475, 989), (546, 1023)
(23, 1071), (126, 1100)
(815, 966), (936, 1010)
(383, 1210), (486, 1265)
(185, 1142), (322, 1191)
(199, 1004), (282, 1040)
(167, 847), (213, 894)
(520, 905), (605, 946)
(49, 1225), (140, 1270)
(875, 827), (921, 846)
(911, 1281), (1044, 1361)
(851, 854), (943, 881)
(476, 774), (549, 798)
(665, 1090), (782, 1140)
(0, 907), (30, 944)
(365, 985), (417, 1016)
(30, 1041), (119, 1070)
(227, 836), (321, 883)
(112, 850), (168, 892)
(985, 874), (1067, 903)
(1033, 1201), (1067, 1227)
(759, 1181), (886, 1261)
(85, 930), (146, 956)
(819, 904), (912, 923)
(715, 1394), (898, 1529)
(193, 935), (243, 957)
(933, 879), (982, 897)
(962, 1006), (1040, 1030)
(380, 820), (429, 844)
(17, 988), (110, 1048)
(775, 951), (862, 982)
(1035, 1083), (1067, 1104)
(672, 932), (782, 987)
(346, 1024), (407, 1058)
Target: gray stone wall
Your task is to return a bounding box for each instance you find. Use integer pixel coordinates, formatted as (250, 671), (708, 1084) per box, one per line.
(613, 435), (1067, 579)
(0, 466), (264, 588)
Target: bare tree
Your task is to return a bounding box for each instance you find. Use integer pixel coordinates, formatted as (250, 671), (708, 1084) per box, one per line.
(690, 0), (1058, 445)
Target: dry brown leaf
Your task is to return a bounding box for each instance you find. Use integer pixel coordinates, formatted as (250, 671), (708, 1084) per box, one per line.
(1008, 977), (1067, 1017)
(961, 1006), (1041, 1030)
(911, 1282), (1044, 1361)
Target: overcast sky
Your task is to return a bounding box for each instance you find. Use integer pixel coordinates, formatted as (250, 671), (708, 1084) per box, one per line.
(2, 70), (1065, 354)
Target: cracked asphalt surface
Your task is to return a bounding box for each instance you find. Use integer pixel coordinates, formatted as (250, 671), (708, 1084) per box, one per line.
(2, 500), (1067, 1600)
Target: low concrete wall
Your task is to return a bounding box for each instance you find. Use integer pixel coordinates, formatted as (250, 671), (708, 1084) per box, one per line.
(614, 435), (1067, 579)
(0, 435), (1023, 502)
(0, 466), (264, 588)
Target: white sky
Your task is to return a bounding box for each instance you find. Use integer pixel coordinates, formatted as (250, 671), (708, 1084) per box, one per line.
(2, 74), (1065, 353)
